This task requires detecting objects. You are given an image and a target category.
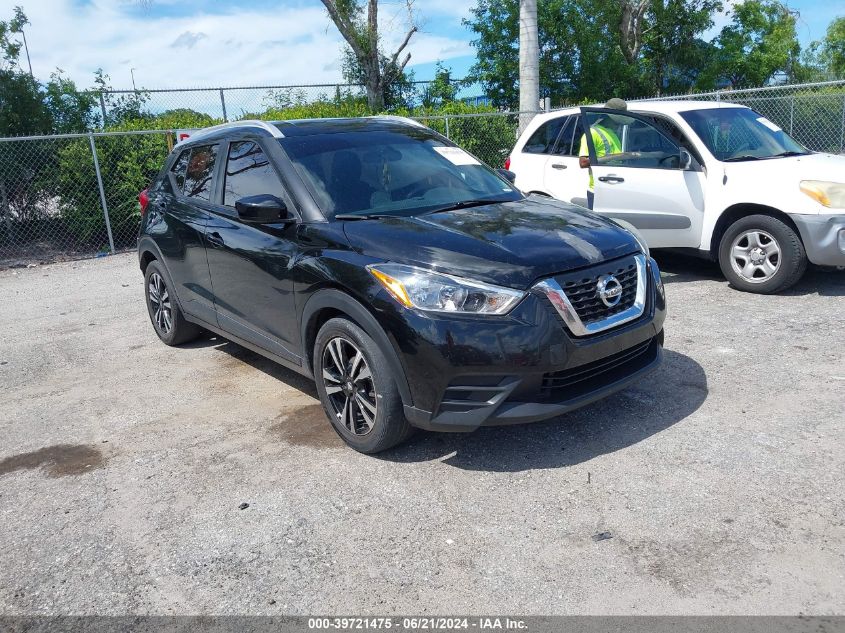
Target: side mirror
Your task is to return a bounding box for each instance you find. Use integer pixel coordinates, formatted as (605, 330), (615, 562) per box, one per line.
(497, 168), (517, 184)
(680, 148), (692, 170)
(235, 194), (291, 224)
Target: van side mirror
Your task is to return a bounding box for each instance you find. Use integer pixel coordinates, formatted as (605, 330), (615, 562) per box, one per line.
(680, 148), (692, 170)
(235, 194), (291, 224)
(497, 168), (517, 184)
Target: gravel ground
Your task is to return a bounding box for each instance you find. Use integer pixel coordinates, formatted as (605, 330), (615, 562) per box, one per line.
(0, 252), (843, 616)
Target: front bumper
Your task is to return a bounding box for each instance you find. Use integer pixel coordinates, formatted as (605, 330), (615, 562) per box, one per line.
(789, 213), (845, 267)
(380, 256), (666, 433)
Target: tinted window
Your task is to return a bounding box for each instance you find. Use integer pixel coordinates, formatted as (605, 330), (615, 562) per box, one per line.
(553, 115), (580, 156)
(280, 129), (521, 218)
(170, 149), (190, 193)
(183, 144), (218, 201)
(522, 117), (567, 154)
(223, 141), (286, 207)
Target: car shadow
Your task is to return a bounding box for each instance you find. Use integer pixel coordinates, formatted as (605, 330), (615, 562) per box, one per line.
(653, 251), (845, 297)
(376, 348), (706, 472)
(183, 333), (319, 399)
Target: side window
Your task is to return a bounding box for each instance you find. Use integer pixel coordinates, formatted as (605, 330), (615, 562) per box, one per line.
(170, 149), (190, 194)
(224, 141), (286, 208)
(583, 111), (681, 169)
(522, 117), (567, 154)
(553, 115), (580, 156)
(183, 144), (219, 201)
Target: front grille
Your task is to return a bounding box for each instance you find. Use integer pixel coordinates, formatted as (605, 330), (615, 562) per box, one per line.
(540, 338), (655, 400)
(557, 257), (639, 324)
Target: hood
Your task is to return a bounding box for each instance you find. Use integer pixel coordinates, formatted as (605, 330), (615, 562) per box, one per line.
(724, 152), (845, 182)
(341, 196), (640, 289)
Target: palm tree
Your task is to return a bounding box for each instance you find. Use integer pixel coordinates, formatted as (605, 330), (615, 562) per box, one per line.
(518, 0), (539, 133)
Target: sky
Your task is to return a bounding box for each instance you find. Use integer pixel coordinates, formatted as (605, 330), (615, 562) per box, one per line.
(0, 0), (839, 93)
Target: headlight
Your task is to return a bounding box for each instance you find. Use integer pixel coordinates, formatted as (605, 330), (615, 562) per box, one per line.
(800, 180), (845, 208)
(367, 263), (524, 315)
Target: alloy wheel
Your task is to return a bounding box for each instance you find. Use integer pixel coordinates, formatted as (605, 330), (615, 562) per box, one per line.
(730, 229), (781, 283)
(148, 272), (173, 334)
(321, 336), (378, 436)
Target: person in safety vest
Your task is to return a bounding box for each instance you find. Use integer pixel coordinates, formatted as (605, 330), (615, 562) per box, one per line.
(579, 98), (627, 209)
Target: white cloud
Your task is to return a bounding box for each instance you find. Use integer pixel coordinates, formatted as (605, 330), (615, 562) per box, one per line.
(0, 0), (473, 91)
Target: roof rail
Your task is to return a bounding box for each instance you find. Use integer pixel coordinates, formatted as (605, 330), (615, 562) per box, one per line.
(184, 119), (284, 142)
(370, 115), (426, 129)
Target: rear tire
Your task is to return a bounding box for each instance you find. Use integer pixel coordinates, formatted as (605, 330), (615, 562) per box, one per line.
(718, 214), (807, 294)
(144, 261), (202, 346)
(314, 317), (413, 454)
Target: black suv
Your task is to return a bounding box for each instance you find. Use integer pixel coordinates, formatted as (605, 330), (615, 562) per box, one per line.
(138, 117), (666, 453)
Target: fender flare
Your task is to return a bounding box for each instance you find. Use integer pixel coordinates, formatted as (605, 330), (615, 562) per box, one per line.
(300, 288), (414, 407)
(137, 237), (188, 314)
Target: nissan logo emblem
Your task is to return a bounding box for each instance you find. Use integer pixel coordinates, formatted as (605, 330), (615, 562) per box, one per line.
(596, 274), (623, 307)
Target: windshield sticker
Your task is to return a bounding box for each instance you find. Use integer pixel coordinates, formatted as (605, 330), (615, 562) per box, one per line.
(434, 146), (481, 165)
(756, 117), (782, 133)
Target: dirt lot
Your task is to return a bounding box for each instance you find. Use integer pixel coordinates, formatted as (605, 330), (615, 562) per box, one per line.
(0, 252), (843, 615)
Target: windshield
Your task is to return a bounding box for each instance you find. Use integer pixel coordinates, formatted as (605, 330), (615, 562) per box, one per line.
(680, 107), (808, 161)
(279, 127), (521, 218)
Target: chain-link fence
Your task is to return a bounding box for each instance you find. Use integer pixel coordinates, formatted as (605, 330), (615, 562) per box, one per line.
(0, 112), (525, 266)
(643, 79), (845, 155)
(90, 80), (484, 123)
(2, 78), (844, 267)
(0, 130), (173, 266)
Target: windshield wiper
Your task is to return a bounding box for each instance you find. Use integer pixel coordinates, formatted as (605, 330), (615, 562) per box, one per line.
(421, 197), (509, 216)
(770, 150), (809, 158)
(722, 155), (761, 162)
(335, 212), (397, 220)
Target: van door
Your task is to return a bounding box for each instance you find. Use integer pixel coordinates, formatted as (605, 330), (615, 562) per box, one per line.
(542, 114), (590, 206)
(512, 115), (568, 195)
(579, 107), (706, 248)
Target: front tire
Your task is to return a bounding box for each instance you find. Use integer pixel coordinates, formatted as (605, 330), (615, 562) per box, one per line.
(718, 214), (807, 294)
(314, 317), (413, 453)
(144, 261), (202, 346)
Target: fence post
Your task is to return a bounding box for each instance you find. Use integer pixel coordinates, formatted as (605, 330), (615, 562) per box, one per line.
(444, 115), (450, 139)
(841, 94), (845, 154)
(88, 133), (115, 254)
(99, 92), (108, 129)
(789, 96), (795, 135)
(219, 89), (228, 122)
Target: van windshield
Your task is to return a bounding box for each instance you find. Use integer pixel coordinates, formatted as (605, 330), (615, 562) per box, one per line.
(279, 128), (521, 219)
(680, 107), (808, 162)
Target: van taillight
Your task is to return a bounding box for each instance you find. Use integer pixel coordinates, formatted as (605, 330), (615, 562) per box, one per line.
(139, 189), (149, 215)
(504, 156), (511, 170)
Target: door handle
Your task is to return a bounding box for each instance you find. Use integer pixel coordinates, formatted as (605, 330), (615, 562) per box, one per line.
(598, 175), (625, 183)
(206, 231), (224, 247)
(551, 163), (567, 170)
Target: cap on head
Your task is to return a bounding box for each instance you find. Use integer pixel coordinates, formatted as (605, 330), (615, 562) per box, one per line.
(604, 98), (628, 110)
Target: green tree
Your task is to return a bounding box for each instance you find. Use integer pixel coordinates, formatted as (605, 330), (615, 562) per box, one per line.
(465, 0), (643, 106)
(698, 0), (800, 88)
(420, 62), (460, 108)
(817, 16), (845, 77)
(641, 0), (723, 94)
(44, 70), (98, 133)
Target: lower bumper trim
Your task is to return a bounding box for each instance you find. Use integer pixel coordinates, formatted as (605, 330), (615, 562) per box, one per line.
(404, 338), (663, 433)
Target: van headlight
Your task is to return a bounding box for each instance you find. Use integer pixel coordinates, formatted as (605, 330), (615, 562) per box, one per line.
(367, 263), (524, 315)
(800, 180), (845, 208)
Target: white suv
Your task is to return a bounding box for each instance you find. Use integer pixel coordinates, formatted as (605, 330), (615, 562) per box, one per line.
(507, 101), (845, 293)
